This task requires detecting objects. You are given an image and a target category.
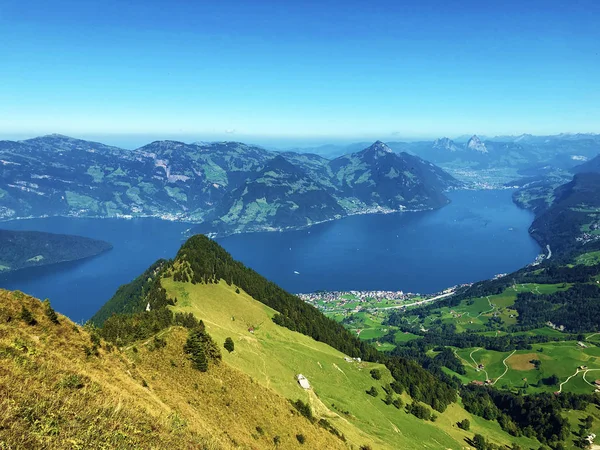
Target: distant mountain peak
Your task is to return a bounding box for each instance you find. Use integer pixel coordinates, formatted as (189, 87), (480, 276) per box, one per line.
(466, 135), (488, 153)
(24, 133), (74, 142)
(363, 141), (393, 157)
(433, 137), (460, 152)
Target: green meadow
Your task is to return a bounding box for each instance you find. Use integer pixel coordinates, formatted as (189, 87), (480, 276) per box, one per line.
(451, 339), (600, 395)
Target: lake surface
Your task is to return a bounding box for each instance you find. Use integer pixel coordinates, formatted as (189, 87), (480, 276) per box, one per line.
(0, 189), (539, 322)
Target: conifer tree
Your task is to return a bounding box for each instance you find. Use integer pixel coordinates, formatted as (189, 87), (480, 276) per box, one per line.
(20, 306), (36, 326)
(224, 337), (235, 353)
(43, 299), (59, 324)
(184, 328), (209, 372)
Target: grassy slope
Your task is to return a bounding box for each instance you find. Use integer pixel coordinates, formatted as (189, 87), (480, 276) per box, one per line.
(0, 289), (345, 450)
(165, 278), (539, 450)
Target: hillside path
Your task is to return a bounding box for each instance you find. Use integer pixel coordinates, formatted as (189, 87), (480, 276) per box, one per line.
(469, 348), (490, 381)
(492, 350), (516, 385)
(559, 368), (581, 393)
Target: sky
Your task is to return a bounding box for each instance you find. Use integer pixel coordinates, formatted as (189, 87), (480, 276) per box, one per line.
(1, 0), (599, 147)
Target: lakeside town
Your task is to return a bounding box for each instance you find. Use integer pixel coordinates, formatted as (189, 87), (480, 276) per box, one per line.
(297, 286), (465, 317)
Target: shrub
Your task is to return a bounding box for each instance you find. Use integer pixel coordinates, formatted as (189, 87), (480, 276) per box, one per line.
(457, 418), (470, 431)
(150, 335), (167, 351)
(366, 386), (378, 397)
(56, 374), (86, 389)
(383, 391), (394, 405)
(224, 337), (235, 353)
(273, 435), (281, 445)
(472, 434), (487, 450)
(43, 299), (59, 324)
(296, 434), (305, 444)
(20, 306), (36, 326)
(370, 368), (382, 380)
(291, 399), (314, 421)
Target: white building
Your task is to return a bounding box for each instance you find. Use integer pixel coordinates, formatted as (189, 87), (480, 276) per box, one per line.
(296, 374), (310, 389)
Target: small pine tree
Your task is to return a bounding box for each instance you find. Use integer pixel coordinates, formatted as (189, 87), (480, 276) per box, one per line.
(235, 288), (240, 294)
(296, 434), (305, 444)
(43, 299), (59, 324)
(184, 329), (209, 372)
(224, 337), (235, 353)
(20, 306), (36, 326)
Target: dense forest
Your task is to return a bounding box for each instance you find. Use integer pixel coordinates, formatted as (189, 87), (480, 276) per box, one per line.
(461, 384), (594, 446)
(90, 259), (169, 326)
(530, 172), (600, 254)
(515, 283), (600, 332)
(0, 229), (112, 273)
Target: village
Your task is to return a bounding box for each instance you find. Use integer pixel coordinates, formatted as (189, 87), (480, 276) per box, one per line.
(297, 287), (460, 318)
(297, 289), (413, 307)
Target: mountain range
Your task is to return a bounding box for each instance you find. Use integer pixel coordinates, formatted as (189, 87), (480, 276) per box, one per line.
(0, 135), (459, 236)
(288, 134), (600, 177)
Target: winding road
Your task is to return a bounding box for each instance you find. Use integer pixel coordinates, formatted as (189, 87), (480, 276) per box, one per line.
(476, 296), (495, 318)
(492, 350), (516, 386)
(558, 368), (582, 393)
(469, 348), (490, 381)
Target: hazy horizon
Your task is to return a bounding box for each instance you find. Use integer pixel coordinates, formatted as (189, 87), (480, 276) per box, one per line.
(1, 0), (599, 141)
(1, 130), (600, 151)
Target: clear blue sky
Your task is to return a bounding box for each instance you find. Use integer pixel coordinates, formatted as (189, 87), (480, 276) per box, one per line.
(1, 0), (599, 146)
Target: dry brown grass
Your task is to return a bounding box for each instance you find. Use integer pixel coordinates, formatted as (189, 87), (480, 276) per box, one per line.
(0, 289), (347, 449)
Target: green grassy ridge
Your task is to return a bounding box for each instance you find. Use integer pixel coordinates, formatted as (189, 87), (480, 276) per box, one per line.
(163, 278), (539, 450)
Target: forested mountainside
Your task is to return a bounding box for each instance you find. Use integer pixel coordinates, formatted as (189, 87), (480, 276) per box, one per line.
(528, 172), (600, 254)
(573, 152), (600, 174)
(0, 229), (111, 273)
(195, 141), (459, 235)
(0, 135), (458, 236)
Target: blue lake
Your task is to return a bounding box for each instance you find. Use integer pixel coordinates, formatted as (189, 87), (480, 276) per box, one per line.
(0, 189), (539, 322)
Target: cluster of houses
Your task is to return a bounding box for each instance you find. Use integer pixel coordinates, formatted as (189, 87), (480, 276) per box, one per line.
(297, 290), (412, 310)
(470, 379), (493, 386)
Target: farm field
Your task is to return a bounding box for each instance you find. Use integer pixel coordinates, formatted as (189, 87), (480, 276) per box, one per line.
(575, 251), (600, 266)
(163, 278), (538, 450)
(451, 339), (600, 395)
(413, 283), (571, 333)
